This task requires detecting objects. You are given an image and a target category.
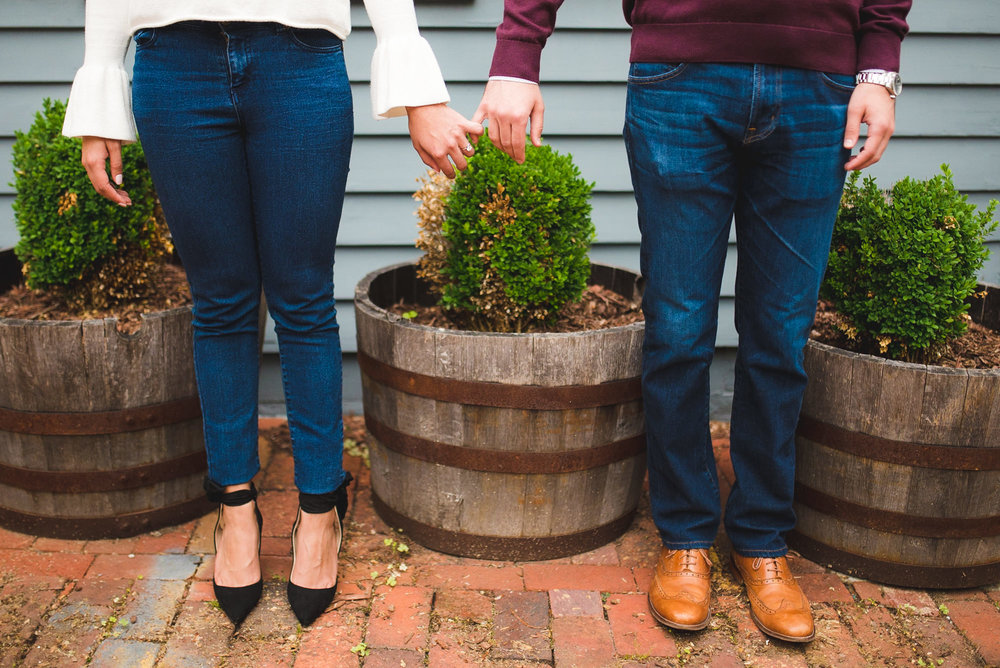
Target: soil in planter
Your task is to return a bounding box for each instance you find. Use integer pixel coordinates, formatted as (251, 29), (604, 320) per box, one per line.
(388, 283), (644, 333)
(811, 299), (1000, 369)
(0, 263), (191, 335)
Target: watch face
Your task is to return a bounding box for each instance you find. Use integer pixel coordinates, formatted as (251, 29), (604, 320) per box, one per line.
(890, 73), (903, 95)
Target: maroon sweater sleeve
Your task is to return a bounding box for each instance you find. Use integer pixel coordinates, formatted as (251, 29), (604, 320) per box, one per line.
(857, 0), (912, 71)
(489, 0), (565, 82)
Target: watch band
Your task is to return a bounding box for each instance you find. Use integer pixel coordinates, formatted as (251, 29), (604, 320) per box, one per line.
(855, 69), (902, 98)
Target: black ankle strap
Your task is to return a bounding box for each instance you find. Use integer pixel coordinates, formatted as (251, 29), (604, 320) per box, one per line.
(298, 472), (353, 517)
(204, 477), (258, 506)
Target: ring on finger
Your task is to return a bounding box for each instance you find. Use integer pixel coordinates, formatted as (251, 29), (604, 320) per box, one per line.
(462, 143), (474, 153)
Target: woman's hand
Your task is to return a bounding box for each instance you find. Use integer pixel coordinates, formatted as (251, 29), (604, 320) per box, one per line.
(406, 103), (484, 178)
(81, 136), (132, 206)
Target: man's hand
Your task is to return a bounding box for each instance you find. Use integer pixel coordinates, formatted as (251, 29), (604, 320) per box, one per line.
(81, 136), (132, 206)
(472, 79), (545, 163)
(407, 103), (484, 179)
(843, 84), (896, 171)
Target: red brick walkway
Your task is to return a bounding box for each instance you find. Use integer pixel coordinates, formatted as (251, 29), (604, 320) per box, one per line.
(1, 419), (998, 666)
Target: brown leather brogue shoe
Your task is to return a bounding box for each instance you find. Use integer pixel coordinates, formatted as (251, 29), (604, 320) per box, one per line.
(730, 553), (815, 642)
(647, 548), (712, 630)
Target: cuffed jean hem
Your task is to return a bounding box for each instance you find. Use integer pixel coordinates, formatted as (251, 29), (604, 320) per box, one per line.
(729, 546), (789, 558)
(295, 470), (351, 496)
(204, 471), (260, 489)
(660, 539), (716, 550)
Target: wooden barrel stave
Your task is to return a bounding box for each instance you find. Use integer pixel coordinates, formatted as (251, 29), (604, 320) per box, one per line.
(0, 421), (204, 471)
(0, 474), (204, 516)
(364, 381), (644, 453)
(370, 443), (644, 539)
(796, 440), (1000, 519)
(795, 507), (1000, 568)
(793, 288), (1000, 587)
(357, 262), (646, 560)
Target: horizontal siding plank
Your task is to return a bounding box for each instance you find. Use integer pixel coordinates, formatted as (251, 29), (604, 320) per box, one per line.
(352, 84), (1000, 139)
(337, 192), (640, 245)
(5, 80), (1000, 141)
(17, 134), (999, 195)
(6, 83), (999, 139)
(5, 0), (997, 34)
(2, 189), (996, 252)
(3, 30), (999, 85)
(4, 136), (999, 196)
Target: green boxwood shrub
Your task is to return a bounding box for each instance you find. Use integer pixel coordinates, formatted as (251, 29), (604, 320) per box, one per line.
(821, 165), (997, 361)
(11, 98), (170, 310)
(415, 132), (595, 332)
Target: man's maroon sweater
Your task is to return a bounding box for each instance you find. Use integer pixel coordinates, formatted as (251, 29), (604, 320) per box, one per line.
(489, 0), (911, 82)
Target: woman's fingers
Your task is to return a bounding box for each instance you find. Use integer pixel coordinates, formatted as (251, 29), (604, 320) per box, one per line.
(81, 136), (132, 206)
(406, 103), (485, 178)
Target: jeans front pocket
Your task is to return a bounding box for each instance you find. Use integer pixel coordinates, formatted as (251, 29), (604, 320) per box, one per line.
(133, 28), (158, 49)
(818, 71), (856, 93)
(627, 62), (687, 85)
(287, 27), (343, 52)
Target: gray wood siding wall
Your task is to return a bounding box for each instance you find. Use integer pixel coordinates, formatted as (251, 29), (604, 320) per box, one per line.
(2, 0), (999, 353)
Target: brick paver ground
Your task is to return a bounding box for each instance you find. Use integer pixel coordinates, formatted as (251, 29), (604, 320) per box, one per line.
(1, 418), (997, 667)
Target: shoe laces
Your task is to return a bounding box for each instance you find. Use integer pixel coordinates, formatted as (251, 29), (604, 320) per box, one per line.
(752, 557), (786, 580)
(677, 549), (706, 572)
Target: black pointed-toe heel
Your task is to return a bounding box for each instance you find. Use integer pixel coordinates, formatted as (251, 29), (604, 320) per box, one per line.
(205, 479), (264, 628)
(287, 472), (353, 627)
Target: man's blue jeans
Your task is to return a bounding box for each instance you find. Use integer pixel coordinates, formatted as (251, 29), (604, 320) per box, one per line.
(624, 63), (853, 556)
(132, 22), (353, 494)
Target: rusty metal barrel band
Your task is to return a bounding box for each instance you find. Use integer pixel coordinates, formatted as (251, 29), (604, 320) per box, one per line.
(787, 530), (1000, 590)
(0, 496), (216, 541)
(0, 396), (202, 436)
(358, 351), (641, 410)
(366, 412), (645, 474)
(373, 492), (635, 561)
(0, 450), (208, 494)
(794, 482), (1000, 539)
(796, 415), (1000, 471)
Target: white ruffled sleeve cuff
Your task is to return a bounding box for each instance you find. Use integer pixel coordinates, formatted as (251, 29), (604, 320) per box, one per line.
(370, 34), (450, 119)
(62, 64), (137, 142)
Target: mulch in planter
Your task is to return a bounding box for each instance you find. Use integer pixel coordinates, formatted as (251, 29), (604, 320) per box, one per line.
(811, 299), (1000, 369)
(0, 263), (192, 334)
(388, 283), (644, 333)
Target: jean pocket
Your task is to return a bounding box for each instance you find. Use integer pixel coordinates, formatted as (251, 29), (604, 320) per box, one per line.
(288, 28), (343, 52)
(627, 62), (687, 85)
(819, 71), (856, 93)
(133, 28), (158, 49)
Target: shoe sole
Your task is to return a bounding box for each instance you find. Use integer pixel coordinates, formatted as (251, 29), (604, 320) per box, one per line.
(646, 592), (710, 631)
(729, 559), (815, 643)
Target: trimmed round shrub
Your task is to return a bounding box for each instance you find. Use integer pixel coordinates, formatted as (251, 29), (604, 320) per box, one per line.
(415, 132), (595, 332)
(821, 165), (998, 361)
(11, 98), (170, 310)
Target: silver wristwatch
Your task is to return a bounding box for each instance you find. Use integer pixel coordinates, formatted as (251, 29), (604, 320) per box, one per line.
(855, 69), (902, 98)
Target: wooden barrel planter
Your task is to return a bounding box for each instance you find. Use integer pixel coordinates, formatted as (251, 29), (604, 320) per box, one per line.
(790, 283), (1000, 588)
(355, 262), (646, 561)
(0, 248), (213, 539)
